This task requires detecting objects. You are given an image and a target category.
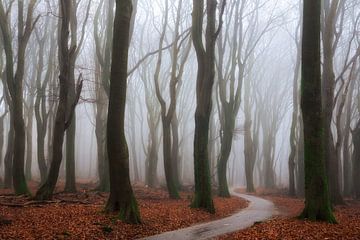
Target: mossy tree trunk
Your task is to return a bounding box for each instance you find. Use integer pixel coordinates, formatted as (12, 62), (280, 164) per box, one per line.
(191, 0), (225, 213)
(105, 0), (141, 224)
(299, 0), (336, 223)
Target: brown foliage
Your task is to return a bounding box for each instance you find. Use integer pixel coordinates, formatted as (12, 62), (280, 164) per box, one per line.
(219, 189), (360, 239)
(0, 183), (247, 239)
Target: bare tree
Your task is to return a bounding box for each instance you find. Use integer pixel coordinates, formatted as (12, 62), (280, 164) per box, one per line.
(0, 0), (39, 195)
(35, 0), (83, 200)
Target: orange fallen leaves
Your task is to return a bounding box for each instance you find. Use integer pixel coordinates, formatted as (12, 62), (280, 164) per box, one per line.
(218, 190), (360, 240)
(0, 183), (248, 240)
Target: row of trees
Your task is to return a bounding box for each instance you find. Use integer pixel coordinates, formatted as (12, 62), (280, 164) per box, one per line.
(0, 0), (359, 224)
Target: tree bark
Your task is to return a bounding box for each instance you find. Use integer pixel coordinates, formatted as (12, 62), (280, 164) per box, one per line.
(35, 0), (82, 200)
(105, 0), (141, 224)
(300, 0), (336, 223)
(191, 0), (223, 213)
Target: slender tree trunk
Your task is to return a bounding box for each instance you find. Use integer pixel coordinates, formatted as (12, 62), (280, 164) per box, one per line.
(322, 0), (343, 205)
(343, 80), (354, 196)
(296, 114), (305, 197)
(35, 0), (82, 200)
(25, 102), (34, 181)
(171, 113), (181, 188)
(217, 112), (233, 197)
(288, 39), (301, 196)
(4, 124), (13, 188)
(353, 124), (360, 199)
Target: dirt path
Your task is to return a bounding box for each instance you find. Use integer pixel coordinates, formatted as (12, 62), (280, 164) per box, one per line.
(140, 190), (276, 240)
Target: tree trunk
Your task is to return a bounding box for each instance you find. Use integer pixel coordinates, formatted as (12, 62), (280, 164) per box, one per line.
(105, 0), (141, 224)
(35, 0), (82, 200)
(300, 0), (336, 223)
(296, 114), (305, 197)
(65, 119), (76, 192)
(322, 0), (343, 205)
(171, 113), (181, 188)
(191, 0), (222, 213)
(353, 124), (360, 199)
(3, 125), (13, 188)
(217, 112), (233, 197)
(343, 81), (354, 196)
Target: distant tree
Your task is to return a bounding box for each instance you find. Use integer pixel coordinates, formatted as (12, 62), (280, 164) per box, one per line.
(0, 0), (38, 195)
(300, 0), (336, 223)
(64, 0), (91, 193)
(34, 19), (56, 184)
(35, 0), (83, 200)
(105, 0), (141, 224)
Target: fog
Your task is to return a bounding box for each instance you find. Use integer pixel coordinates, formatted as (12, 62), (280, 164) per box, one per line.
(0, 0), (359, 201)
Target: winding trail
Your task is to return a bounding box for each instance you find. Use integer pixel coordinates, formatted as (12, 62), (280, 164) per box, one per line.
(140, 190), (276, 240)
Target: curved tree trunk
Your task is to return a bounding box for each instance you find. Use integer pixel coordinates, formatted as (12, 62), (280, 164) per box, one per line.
(35, 0), (82, 201)
(105, 0), (141, 224)
(191, 0), (223, 213)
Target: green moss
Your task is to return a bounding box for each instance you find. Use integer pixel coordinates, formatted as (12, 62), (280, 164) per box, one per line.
(15, 180), (30, 196)
(118, 196), (141, 224)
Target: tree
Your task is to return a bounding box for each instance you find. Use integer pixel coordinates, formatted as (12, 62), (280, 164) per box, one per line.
(105, 0), (141, 224)
(0, 0), (39, 195)
(191, 0), (225, 213)
(288, 4), (302, 196)
(153, 0), (191, 198)
(34, 19), (56, 184)
(64, 0), (91, 193)
(300, 0), (336, 223)
(322, 0), (344, 205)
(35, 0), (83, 200)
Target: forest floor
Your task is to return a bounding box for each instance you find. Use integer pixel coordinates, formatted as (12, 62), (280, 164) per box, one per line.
(0, 181), (247, 239)
(217, 188), (360, 240)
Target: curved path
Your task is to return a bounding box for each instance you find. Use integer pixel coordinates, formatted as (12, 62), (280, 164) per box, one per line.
(140, 190), (276, 240)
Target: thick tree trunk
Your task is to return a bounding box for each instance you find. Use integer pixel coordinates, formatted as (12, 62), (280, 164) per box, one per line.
(105, 0), (141, 224)
(300, 0), (336, 223)
(191, 0), (222, 214)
